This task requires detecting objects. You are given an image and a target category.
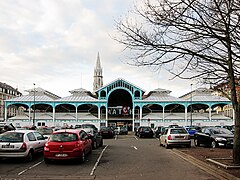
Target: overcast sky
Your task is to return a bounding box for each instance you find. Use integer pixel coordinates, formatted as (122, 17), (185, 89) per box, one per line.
(0, 0), (200, 97)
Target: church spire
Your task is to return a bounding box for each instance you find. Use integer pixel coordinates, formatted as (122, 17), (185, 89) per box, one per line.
(93, 52), (103, 92)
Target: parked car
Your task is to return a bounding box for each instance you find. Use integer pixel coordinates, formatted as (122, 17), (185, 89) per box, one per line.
(194, 127), (234, 148)
(99, 127), (114, 138)
(75, 124), (98, 132)
(82, 127), (103, 149)
(114, 126), (128, 135)
(160, 127), (191, 148)
(44, 129), (92, 163)
(37, 126), (53, 138)
(0, 130), (47, 161)
(136, 126), (154, 138)
(153, 126), (167, 138)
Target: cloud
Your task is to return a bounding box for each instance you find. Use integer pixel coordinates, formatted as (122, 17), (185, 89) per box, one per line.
(0, 0), (194, 98)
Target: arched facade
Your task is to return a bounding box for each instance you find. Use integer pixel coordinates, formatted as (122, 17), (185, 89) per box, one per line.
(4, 79), (232, 130)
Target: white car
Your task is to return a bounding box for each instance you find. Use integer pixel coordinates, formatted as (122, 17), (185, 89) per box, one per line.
(160, 128), (191, 148)
(0, 130), (47, 161)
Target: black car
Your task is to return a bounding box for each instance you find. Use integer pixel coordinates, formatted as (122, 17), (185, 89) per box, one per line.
(99, 127), (114, 138)
(194, 127), (234, 148)
(136, 126), (153, 138)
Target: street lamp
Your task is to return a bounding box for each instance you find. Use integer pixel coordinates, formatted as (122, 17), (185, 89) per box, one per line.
(190, 84), (193, 126)
(33, 83), (36, 127)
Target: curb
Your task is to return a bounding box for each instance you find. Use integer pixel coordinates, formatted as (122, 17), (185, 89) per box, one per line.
(172, 149), (240, 180)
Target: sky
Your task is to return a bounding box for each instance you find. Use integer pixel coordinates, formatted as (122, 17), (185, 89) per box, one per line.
(0, 0), (199, 98)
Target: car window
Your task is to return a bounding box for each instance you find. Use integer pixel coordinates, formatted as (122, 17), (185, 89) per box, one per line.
(0, 132), (24, 142)
(34, 132), (45, 140)
(210, 128), (233, 135)
(170, 128), (188, 134)
(27, 132), (37, 141)
(80, 131), (88, 140)
(50, 133), (77, 142)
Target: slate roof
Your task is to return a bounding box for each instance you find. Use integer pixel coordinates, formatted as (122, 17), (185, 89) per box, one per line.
(180, 88), (230, 102)
(143, 88), (186, 102)
(58, 88), (98, 102)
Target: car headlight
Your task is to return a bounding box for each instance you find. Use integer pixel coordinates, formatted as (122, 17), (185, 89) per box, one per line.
(215, 137), (227, 141)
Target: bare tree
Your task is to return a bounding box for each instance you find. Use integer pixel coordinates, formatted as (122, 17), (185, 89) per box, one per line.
(115, 0), (240, 163)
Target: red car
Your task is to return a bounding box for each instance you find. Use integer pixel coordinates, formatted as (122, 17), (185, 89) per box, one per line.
(44, 129), (92, 163)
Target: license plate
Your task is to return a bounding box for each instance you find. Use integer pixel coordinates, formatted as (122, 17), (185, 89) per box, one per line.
(175, 136), (184, 139)
(55, 153), (68, 157)
(145, 131), (149, 133)
(2, 145), (14, 148)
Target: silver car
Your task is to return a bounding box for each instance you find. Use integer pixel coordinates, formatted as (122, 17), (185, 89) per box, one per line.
(160, 128), (191, 148)
(0, 130), (47, 161)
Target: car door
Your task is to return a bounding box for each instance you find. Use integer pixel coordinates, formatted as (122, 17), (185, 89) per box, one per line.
(80, 131), (91, 153)
(27, 132), (40, 152)
(200, 128), (212, 146)
(33, 132), (47, 152)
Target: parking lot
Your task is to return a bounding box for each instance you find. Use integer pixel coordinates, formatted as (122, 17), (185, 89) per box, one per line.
(0, 134), (222, 180)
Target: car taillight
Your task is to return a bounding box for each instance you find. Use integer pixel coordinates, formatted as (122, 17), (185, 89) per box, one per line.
(19, 142), (27, 152)
(44, 143), (49, 152)
(167, 135), (172, 140)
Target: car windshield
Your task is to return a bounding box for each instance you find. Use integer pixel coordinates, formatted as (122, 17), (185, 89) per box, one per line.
(170, 128), (188, 134)
(0, 132), (24, 142)
(210, 128), (233, 135)
(50, 133), (78, 142)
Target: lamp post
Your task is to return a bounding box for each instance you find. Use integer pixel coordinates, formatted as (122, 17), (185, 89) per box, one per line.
(33, 83), (36, 127)
(190, 84), (193, 126)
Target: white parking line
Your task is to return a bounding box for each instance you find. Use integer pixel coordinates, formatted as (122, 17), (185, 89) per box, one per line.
(90, 145), (109, 176)
(134, 136), (138, 140)
(18, 160), (43, 176)
(131, 146), (138, 150)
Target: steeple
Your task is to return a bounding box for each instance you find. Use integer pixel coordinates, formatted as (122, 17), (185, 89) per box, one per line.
(93, 52), (103, 92)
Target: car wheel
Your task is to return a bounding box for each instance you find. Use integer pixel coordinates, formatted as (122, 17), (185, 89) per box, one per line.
(26, 150), (34, 162)
(194, 139), (200, 147)
(211, 141), (218, 148)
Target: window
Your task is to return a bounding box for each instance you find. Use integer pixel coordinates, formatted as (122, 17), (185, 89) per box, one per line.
(34, 132), (45, 140)
(27, 132), (36, 141)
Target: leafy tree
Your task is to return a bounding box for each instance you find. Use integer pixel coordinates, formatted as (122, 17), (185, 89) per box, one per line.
(115, 0), (240, 163)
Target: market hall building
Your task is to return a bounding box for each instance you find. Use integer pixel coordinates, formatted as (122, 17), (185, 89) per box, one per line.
(4, 54), (233, 131)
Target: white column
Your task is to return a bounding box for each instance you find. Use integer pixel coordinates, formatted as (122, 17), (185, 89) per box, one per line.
(132, 106), (135, 131)
(98, 107), (101, 119)
(185, 106), (188, 126)
(29, 106), (31, 122)
(106, 107), (108, 120)
(209, 106), (212, 122)
(4, 106), (7, 122)
(140, 107), (142, 120)
(162, 106), (165, 126)
(75, 106), (78, 121)
(53, 107), (55, 126)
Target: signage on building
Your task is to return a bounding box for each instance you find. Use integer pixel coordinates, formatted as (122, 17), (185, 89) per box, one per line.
(108, 106), (132, 116)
